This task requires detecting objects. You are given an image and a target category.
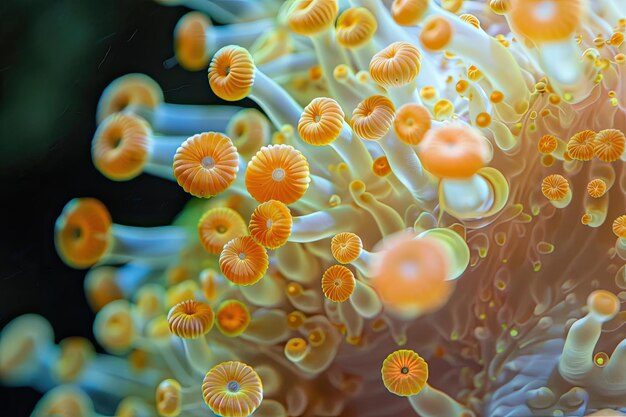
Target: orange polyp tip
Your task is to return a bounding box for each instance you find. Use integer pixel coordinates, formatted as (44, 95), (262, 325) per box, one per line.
(372, 155), (392, 176)
(594, 129), (625, 162)
(156, 379), (182, 417)
(245, 144), (310, 204)
(417, 125), (490, 178)
(167, 300), (214, 338)
(321, 265), (356, 302)
(174, 12), (210, 71)
(287, 0), (339, 36)
(369, 42), (422, 88)
(92, 113), (152, 181)
(208, 45), (255, 102)
(350, 95), (396, 141)
(96, 74), (163, 123)
(433, 99), (454, 119)
(198, 207), (248, 255)
(587, 179), (607, 198)
(393, 103), (431, 145)
(490, 90), (505, 103)
(331, 232), (363, 263)
(420, 86), (437, 101)
(391, 0), (429, 26)
(85, 267), (124, 312)
(226, 109), (270, 156)
(475, 112), (491, 128)
(202, 361), (263, 417)
(419, 16), (453, 51)
(381, 350), (428, 396)
(567, 130), (597, 161)
(219, 236), (269, 285)
(55, 198), (112, 269)
(538, 134), (558, 154)
(173, 132), (239, 198)
(287, 311), (306, 329)
(248, 200), (293, 250)
(215, 300), (251, 337)
(55, 337), (94, 382)
(613, 215), (626, 239)
(489, 0), (510, 14)
(371, 235), (452, 315)
(509, 0), (582, 42)
(587, 290), (620, 319)
(336, 7), (378, 48)
(581, 213), (592, 225)
(285, 337), (309, 360)
(298, 97), (345, 146)
(460, 14), (481, 29)
(541, 174), (570, 201)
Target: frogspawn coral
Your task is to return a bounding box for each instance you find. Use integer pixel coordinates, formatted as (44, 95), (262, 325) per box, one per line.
(2, 1), (626, 416)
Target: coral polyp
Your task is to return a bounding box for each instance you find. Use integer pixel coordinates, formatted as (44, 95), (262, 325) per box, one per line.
(3, 0), (626, 416)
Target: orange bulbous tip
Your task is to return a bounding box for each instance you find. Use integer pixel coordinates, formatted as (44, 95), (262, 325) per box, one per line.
(331, 232), (363, 263)
(509, 0), (582, 43)
(391, 0), (429, 26)
(226, 109), (270, 156)
(167, 300), (214, 338)
(371, 235), (452, 317)
(285, 337), (309, 361)
(173, 132), (239, 198)
(92, 113), (152, 181)
(489, 0), (511, 14)
(219, 236), (269, 285)
(208, 46), (255, 101)
(594, 129), (625, 162)
(336, 7), (377, 48)
(418, 125), (491, 178)
(613, 215), (626, 239)
(321, 265), (356, 302)
(460, 14), (481, 29)
(587, 290), (620, 320)
(538, 134), (558, 154)
(54, 337), (94, 382)
(174, 12), (210, 71)
(587, 179), (607, 198)
(298, 97), (345, 146)
(541, 174), (570, 201)
(96, 73), (163, 123)
(245, 144), (310, 204)
(419, 16), (453, 51)
(84, 267), (124, 312)
(567, 130), (597, 161)
(381, 350), (428, 396)
(198, 207), (248, 255)
(156, 379), (182, 417)
(372, 155), (392, 176)
(287, 0), (339, 36)
(94, 300), (136, 353)
(248, 200), (293, 249)
(55, 198), (112, 269)
(350, 95), (395, 141)
(202, 361), (263, 417)
(215, 299), (251, 337)
(369, 42), (421, 88)
(393, 103), (431, 145)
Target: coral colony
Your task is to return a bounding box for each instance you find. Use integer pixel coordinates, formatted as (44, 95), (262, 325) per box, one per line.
(3, 0), (626, 416)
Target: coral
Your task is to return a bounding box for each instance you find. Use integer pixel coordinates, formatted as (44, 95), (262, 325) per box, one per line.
(3, 1), (626, 416)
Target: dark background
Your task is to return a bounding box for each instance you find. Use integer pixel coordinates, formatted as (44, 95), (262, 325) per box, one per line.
(0, 0), (227, 413)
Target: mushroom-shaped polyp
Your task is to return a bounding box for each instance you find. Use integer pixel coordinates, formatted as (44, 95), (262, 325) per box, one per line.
(321, 265), (356, 302)
(370, 234), (453, 318)
(245, 144), (310, 204)
(418, 125), (491, 178)
(369, 42), (421, 88)
(215, 300), (251, 337)
(381, 349), (428, 396)
(331, 232), (363, 264)
(287, 0), (339, 37)
(55, 198), (112, 269)
(393, 103), (431, 145)
(335, 7), (378, 49)
(167, 300), (215, 339)
(174, 12), (211, 71)
(96, 73), (163, 123)
(198, 207), (248, 255)
(508, 0), (582, 43)
(350, 95), (396, 141)
(248, 200), (293, 249)
(202, 361), (263, 417)
(173, 132), (240, 198)
(219, 236), (269, 285)
(208, 45), (256, 101)
(298, 97), (345, 146)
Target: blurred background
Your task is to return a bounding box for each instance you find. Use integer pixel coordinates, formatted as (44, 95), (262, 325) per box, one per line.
(0, 0), (220, 412)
